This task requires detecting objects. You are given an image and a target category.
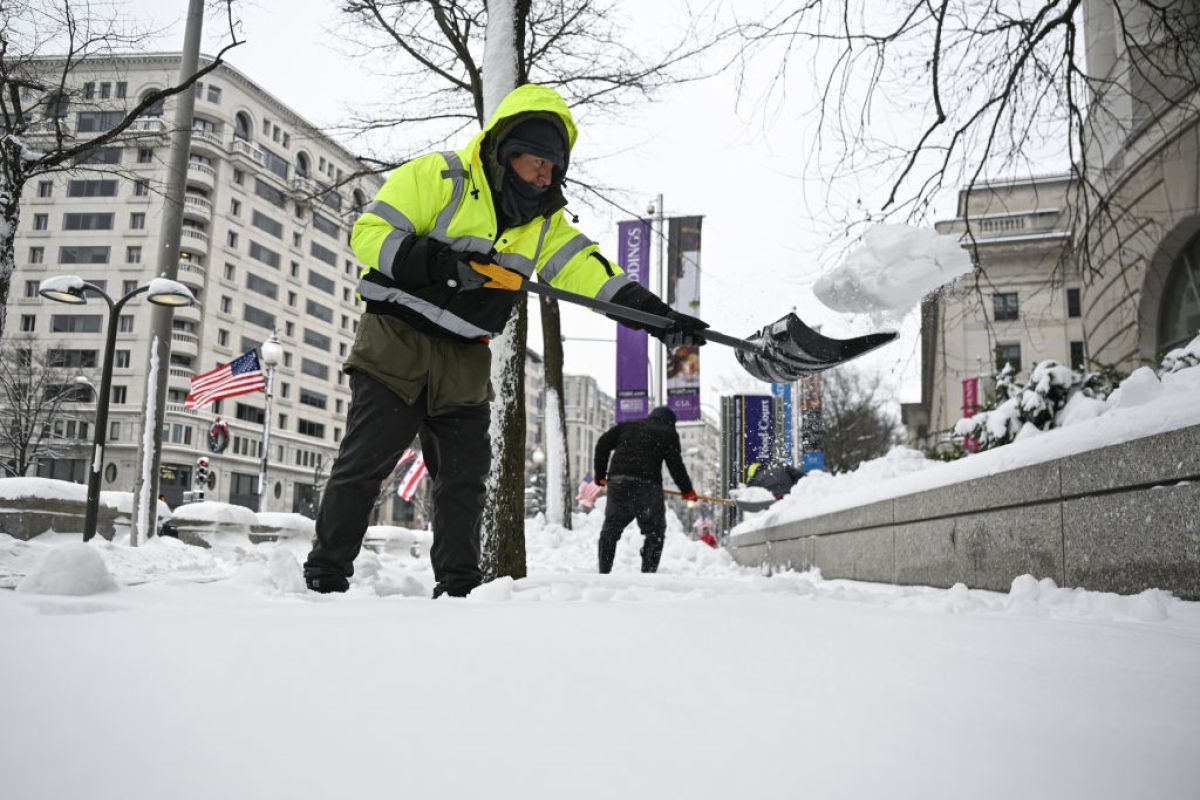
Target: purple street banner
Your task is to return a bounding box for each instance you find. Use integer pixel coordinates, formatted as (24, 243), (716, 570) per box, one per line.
(615, 219), (652, 422)
(740, 394), (776, 479)
(666, 216), (703, 421)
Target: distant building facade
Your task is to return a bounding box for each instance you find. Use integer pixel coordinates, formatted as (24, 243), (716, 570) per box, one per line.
(905, 174), (1083, 447)
(9, 53), (382, 512)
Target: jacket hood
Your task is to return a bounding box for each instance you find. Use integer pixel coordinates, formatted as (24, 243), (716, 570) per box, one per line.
(472, 84), (578, 191)
(647, 406), (677, 426)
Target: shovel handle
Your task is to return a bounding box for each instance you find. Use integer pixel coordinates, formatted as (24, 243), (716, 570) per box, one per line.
(521, 279), (765, 354)
(663, 489), (736, 506)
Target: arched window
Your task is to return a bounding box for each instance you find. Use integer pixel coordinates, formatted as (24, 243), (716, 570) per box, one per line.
(233, 111), (252, 141)
(296, 152), (310, 177)
(44, 92), (69, 119)
(1158, 231), (1200, 352)
(140, 90), (164, 118)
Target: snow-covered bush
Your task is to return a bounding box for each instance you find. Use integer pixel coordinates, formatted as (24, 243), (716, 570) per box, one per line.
(953, 361), (1118, 451)
(1160, 332), (1200, 374)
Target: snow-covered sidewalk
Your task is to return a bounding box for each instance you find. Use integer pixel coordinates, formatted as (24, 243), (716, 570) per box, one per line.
(2, 508), (1199, 799)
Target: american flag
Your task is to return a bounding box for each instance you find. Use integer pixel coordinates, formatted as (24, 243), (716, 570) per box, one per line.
(184, 349), (266, 409)
(576, 473), (604, 508)
(398, 453), (428, 501)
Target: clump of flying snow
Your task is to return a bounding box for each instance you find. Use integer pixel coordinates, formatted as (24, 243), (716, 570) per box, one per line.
(813, 224), (973, 324)
(17, 542), (118, 596)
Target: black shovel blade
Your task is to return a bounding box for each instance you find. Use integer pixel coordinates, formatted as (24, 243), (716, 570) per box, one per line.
(735, 313), (899, 382)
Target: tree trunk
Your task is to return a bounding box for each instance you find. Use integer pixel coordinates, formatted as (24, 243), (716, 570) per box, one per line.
(479, 0), (527, 579)
(481, 298), (528, 579)
(0, 136), (25, 342)
(539, 295), (572, 529)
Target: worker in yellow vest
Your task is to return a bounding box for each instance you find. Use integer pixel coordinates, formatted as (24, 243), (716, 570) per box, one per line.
(304, 84), (708, 597)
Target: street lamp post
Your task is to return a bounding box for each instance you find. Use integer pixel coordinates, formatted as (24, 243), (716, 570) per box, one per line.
(39, 276), (195, 542)
(256, 332), (283, 512)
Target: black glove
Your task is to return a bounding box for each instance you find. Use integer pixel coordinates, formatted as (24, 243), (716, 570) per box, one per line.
(429, 245), (494, 292)
(661, 309), (709, 348)
(608, 283), (709, 347)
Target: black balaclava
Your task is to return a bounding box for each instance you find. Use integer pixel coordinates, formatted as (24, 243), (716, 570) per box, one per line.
(494, 116), (568, 229)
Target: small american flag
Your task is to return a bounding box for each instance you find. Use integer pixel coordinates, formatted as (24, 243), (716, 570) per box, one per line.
(398, 453), (428, 501)
(184, 349), (266, 410)
(576, 473), (604, 508)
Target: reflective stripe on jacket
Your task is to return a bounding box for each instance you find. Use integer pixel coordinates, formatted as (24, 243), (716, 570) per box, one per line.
(351, 84), (633, 339)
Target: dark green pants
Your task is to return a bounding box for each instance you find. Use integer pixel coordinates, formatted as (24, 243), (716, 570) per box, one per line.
(304, 370), (490, 597)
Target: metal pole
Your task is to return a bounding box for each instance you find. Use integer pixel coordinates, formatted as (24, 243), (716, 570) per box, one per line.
(82, 285), (150, 541)
(257, 363), (275, 512)
(131, 0), (204, 546)
(655, 192), (665, 409)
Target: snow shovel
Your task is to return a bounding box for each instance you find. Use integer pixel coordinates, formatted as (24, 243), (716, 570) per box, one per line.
(467, 262), (898, 380)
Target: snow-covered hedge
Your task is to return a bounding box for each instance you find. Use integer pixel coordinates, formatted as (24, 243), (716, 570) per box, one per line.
(953, 332), (1199, 453)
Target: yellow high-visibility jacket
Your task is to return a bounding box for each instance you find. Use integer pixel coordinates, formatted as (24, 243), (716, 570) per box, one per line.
(351, 84), (632, 341)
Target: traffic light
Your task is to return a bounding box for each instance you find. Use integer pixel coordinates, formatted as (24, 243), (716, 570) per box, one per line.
(194, 457), (210, 501)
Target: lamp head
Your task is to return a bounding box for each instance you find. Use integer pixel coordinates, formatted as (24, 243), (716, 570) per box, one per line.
(146, 279), (195, 307)
(260, 333), (283, 367)
(39, 276), (88, 304)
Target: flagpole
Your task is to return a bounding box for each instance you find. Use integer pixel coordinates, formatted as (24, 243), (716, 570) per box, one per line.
(257, 334), (283, 512)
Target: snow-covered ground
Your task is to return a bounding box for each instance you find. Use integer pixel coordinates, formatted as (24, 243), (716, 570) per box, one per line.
(2, 502), (1199, 799)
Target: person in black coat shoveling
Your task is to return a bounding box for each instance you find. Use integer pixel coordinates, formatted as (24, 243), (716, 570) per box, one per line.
(593, 406), (697, 574)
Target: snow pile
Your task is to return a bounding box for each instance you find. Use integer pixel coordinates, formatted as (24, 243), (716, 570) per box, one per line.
(171, 501), (259, 526)
(1161, 333), (1200, 373)
(16, 542), (118, 596)
(813, 224), (972, 323)
(255, 512), (316, 538)
(36, 275), (86, 297)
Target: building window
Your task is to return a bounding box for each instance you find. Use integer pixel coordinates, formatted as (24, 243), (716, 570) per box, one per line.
(220, 296), (233, 314)
(67, 179), (117, 197)
(248, 241), (281, 268)
(37, 181), (52, 197)
(33, 213), (48, 230)
(236, 402), (265, 424)
(284, 321), (295, 337)
(130, 212), (146, 230)
(280, 382), (290, 399)
(73, 147), (121, 166)
(25, 280), (39, 298)
(305, 299), (333, 323)
(123, 280), (137, 295)
(111, 386), (127, 404)
(83, 82), (95, 99)
(206, 85), (222, 104)
(1066, 287), (1081, 318)
(115, 350), (131, 368)
(137, 147), (154, 163)
(233, 168), (245, 186)
(246, 273), (279, 300)
(290, 261), (300, 278)
(287, 290), (297, 307)
(28, 246), (44, 264)
(227, 231), (239, 249)
(297, 418), (325, 438)
(115, 82), (127, 99)
(134, 179), (150, 196)
(224, 263), (236, 280)
(310, 241), (337, 267)
(308, 270), (335, 295)
(251, 210), (284, 239)
(218, 329), (230, 347)
(126, 246), (142, 263)
(300, 358), (328, 380)
(59, 246), (110, 264)
(63, 212), (115, 230)
(299, 388), (328, 409)
(995, 343), (1022, 373)
(303, 329), (331, 351)
(1069, 341), (1085, 370)
(992, 293), (1019, 321)
(20, 314), (36, 332)
(230, 198), (241, 216)
(118, 315), (134, 333)
(243, 305), (276, 330)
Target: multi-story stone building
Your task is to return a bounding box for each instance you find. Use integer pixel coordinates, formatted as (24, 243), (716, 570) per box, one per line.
(1079, 0), (1200, 368)
(9, 53), (382, 512)
(905, 174), (1083, 446)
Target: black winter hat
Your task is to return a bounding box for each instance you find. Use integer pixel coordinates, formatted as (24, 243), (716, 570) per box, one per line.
(499, 117), (567, 170)
(647, 406), (677, 425)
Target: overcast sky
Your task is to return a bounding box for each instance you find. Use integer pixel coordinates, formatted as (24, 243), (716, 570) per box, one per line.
(117, 0), (975, 411)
